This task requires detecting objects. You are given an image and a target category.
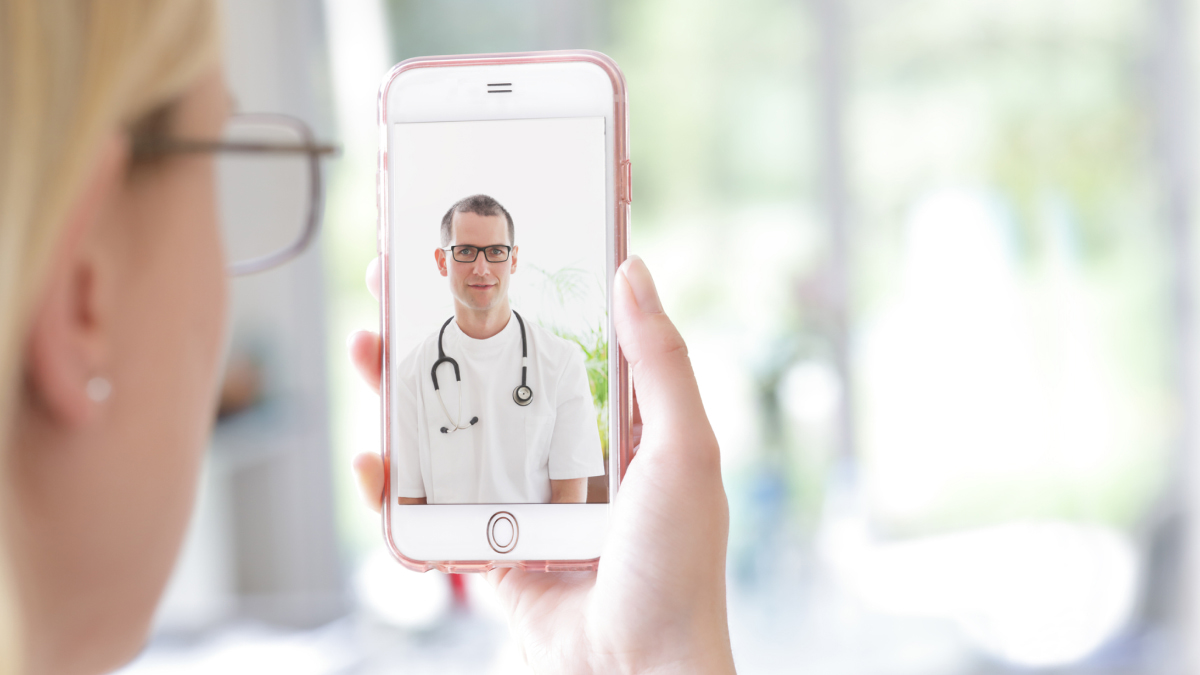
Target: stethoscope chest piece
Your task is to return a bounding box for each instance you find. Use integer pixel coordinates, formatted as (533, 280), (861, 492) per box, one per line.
(513, 385), (533, 406)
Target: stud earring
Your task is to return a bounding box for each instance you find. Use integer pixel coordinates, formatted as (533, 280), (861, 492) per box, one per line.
(86, 377), (113, 403)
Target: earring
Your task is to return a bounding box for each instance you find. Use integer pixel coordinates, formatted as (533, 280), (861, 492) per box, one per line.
(86, 377), (113, 403)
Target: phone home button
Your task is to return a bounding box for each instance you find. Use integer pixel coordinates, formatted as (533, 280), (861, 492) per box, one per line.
(487, 511), (518, 554)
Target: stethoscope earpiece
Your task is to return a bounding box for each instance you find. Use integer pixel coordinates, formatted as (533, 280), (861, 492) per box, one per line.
(441, 417), (479, 434)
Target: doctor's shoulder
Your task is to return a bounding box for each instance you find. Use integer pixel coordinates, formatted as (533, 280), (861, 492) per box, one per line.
(393, 330), (441, 391)
(525, 322), (590, 371)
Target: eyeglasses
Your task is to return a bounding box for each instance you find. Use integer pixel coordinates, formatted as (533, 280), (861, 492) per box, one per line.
(132, 113), (340, 276)
(442, 244), (512, 263)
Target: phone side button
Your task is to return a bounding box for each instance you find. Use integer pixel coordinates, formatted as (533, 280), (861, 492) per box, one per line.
(622, 160), (633, 204)
(487, 511), (518, 554)
(376, 165), (387, 253)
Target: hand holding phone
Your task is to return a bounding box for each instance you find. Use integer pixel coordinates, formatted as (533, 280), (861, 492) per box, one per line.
(349, 256), (735, 674)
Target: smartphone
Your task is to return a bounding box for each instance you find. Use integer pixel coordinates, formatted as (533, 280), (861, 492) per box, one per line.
(377, 51), (631, 572)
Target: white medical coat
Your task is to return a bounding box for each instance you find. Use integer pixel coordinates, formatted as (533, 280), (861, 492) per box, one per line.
(391, 314), (605, 504)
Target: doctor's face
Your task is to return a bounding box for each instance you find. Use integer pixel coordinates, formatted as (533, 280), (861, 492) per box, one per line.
(438, 211), (518, 312)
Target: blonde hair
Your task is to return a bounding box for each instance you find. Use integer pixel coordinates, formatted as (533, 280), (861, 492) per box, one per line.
(0, 0), (220, 670)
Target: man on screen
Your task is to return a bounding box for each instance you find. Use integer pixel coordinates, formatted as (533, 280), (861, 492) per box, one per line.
(391, 194), (605, 504)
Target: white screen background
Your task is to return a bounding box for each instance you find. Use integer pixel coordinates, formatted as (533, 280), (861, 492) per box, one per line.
(389, 117), (607, 358)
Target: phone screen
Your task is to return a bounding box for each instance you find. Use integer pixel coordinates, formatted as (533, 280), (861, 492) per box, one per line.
(388, 116), (611, 506)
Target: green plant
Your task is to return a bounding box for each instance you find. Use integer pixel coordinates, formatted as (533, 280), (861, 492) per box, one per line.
(553, 321), (609, 459)
(530, 265), (610, 459)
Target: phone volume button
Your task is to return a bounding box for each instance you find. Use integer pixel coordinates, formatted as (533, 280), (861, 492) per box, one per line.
(377, 165), (387, 254)
(623, 160), (633, 204)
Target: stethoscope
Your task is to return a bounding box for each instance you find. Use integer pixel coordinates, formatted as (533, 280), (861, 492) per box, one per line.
(431, 310), (534, 434)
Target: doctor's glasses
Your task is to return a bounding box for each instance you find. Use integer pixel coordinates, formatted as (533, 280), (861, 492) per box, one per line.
(132, 113), (339, 276)
(442, 244), (513, 263)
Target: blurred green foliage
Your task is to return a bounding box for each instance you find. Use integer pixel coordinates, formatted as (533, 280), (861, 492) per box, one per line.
(530, 265), (609, 459)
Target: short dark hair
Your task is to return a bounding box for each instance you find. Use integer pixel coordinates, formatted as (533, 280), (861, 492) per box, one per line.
(441, 194), (514, 246)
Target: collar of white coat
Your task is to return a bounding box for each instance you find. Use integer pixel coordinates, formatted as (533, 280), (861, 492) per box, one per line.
(447, 310), (521, 358)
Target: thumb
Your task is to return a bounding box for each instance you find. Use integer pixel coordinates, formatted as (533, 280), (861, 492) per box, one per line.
(614, 257), (715, 457)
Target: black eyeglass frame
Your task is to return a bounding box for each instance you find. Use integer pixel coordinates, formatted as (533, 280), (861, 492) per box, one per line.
(441, 244), (513, 263)
(131, 113), (341, 276)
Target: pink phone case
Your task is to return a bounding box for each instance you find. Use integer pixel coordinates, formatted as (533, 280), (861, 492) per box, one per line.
(376, 50), (631, 573)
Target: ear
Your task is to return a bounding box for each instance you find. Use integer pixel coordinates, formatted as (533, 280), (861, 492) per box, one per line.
(435, 248), (448, 277)
(25, 134), (129, 426)
(509, 245), (518, 274)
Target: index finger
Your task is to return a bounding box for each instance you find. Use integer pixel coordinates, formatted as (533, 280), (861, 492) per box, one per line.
(367, 257), (381, 301)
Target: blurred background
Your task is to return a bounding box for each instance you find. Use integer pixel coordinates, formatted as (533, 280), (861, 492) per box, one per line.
(117, 0), (1200, 672)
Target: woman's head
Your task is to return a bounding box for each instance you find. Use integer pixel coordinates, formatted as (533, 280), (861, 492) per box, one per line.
(0, 1), (226, 673)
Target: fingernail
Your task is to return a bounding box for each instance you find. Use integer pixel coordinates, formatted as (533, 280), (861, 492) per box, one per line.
(622, 255), (663, 313)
